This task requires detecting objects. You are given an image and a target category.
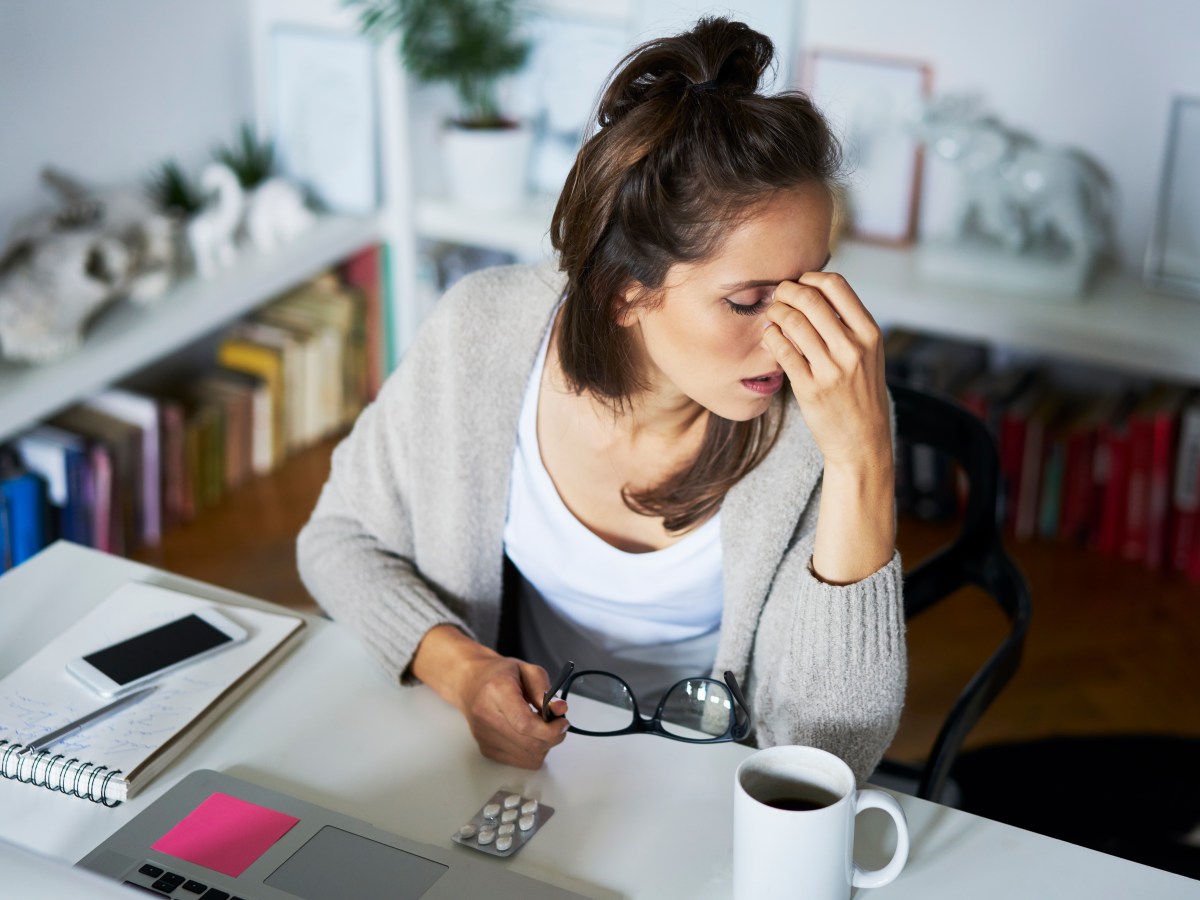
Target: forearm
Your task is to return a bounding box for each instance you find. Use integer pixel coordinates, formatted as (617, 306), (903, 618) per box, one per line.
(811, 457), (896, 585)
(411, 624), (500, 710)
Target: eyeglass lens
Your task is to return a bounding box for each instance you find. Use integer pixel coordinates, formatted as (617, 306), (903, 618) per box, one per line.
(660, 679), (734, 738)
(563, 673), (637, 732)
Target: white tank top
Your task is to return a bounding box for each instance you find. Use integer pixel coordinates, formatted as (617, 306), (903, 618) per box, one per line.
(502, 320), (724, 651)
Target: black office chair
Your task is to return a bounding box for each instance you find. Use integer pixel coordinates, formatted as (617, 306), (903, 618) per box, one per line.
(873, 379), (1033, 804)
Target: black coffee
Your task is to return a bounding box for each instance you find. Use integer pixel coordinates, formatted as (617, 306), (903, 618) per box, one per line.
(760, 787), (840, 811)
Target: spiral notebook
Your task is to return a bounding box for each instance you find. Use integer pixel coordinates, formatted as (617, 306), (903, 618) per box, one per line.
(0, 581), (305, 806)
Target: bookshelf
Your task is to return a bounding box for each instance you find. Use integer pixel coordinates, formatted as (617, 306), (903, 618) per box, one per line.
(0, 214), (381, 446)
(835, 242), (1200, 386)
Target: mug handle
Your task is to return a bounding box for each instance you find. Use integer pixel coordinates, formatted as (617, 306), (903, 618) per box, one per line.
(850, 788), (911, 889)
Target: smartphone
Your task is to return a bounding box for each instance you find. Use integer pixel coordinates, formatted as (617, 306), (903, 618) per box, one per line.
(66, 608), (248, 697)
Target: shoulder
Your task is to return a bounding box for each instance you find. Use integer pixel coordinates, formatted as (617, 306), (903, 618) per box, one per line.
(383, 262), (563, 411)
(421, 263), (565, 349)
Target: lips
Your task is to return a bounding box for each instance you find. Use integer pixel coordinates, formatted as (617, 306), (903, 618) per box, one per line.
(741, 371), (784, 395)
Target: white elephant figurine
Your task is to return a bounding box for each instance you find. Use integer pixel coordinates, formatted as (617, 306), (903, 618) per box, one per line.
(0, 231), (132, 364)
(244, 177), (315, 254)
(187, 164), (244, 278)
(910, 95), (1114, 271)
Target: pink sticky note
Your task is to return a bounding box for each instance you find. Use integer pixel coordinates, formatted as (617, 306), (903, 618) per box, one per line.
(152, 792), (300, 878)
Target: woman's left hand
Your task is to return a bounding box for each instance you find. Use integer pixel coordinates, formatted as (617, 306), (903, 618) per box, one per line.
(761, 272), (891, 470)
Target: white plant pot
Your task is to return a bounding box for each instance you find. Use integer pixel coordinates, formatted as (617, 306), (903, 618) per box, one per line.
(442, 121), (534, 213)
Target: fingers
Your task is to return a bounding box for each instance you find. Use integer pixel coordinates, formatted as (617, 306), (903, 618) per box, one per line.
(763, 273), (882, 383)
(462, 660), (570, 769)
(796, 271), (880, 338)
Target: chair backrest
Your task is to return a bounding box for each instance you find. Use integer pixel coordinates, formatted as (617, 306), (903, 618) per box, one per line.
(889, 379), (1033, 802)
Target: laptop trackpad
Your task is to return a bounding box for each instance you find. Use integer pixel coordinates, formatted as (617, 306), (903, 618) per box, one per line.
(265, 825), (448, 900)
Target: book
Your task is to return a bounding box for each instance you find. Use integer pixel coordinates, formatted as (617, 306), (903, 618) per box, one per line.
(50, 406), (144, 556)
(1122, 386), (1189, 569)
(0, 461), (49, 567)
(0, 580), (305, 804)
(1093, 403), (1135, 557)
(1014, 388), (1068, 542)
(192, 373), (255, 491)
(88, 444), (116, 553)
(217, 336), (285, 469)
(340, 245), (384, 399)
(158, 398), (187, 529)
(13, 425), (91, 547)
(229, 320), (306, 455)
(1170, 396), (1200, 576)
(85, 390), (163, 547)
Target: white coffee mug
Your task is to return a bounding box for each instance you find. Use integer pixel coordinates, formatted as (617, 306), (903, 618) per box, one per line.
(733, 746), (909, 900)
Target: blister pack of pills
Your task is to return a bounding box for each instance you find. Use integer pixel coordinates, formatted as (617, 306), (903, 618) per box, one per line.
(452, 789), (555, 857)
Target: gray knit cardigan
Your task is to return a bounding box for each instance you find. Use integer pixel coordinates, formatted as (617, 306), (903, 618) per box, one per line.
(296, 263), (907, 781)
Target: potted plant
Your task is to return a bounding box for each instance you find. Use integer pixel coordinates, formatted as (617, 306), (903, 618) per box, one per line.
(351, 0), (534, 212)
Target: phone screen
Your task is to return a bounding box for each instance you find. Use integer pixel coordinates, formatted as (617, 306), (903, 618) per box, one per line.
(83, 614), (234, 686)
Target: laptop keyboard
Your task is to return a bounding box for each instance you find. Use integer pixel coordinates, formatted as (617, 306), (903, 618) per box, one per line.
(122, 861), (253, 899)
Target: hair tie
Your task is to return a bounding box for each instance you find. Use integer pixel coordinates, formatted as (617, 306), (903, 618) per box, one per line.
(687, 80), (720, 94)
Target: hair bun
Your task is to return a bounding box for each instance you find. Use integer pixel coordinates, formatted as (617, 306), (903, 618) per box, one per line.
(596, 17), (775, 128)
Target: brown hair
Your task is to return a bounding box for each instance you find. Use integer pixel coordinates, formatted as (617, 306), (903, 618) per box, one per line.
(550, 17), (843, 532)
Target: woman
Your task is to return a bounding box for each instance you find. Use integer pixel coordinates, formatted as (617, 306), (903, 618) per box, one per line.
(298, 17), (905, 782)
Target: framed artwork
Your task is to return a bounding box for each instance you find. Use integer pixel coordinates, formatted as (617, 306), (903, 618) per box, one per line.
(1145, 95), (1200, 299)
(270, 27), (379, 216)
(803, 48), (932, 245)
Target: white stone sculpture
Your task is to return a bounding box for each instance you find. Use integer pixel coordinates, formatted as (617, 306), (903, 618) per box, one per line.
(0, 231), (132, 364)
(910, 95), (1115, 296)
(244, 177), (315, 254)
(187, 164), (244, 278)
(8, 168), (181, 304)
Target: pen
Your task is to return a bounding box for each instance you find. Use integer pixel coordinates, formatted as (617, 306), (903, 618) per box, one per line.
(18, 685), (159, 756)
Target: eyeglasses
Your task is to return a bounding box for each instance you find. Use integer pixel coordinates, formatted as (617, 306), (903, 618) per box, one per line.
(541, 660), (752, 743)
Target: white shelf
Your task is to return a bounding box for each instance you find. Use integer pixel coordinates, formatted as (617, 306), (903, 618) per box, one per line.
(415, 194), (558, 260)
(836, 241), (1200, 385)
(0, 214), (382, 444)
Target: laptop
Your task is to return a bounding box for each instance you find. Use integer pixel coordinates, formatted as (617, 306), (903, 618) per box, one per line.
(77, 769), (588, 900)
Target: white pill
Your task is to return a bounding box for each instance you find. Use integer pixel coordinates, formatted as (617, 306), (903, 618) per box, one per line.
(477, 827), (496, 846)
(458, 825), (477, 839)
(519, 799), (538, 815)
(518, 814), (535, 831)
(498, 823), (515, 836)
(496, 835), (513, 852)
(503, 793), (522, 809)
(482, 803), (502, 819)
(500, 808), (518, 823)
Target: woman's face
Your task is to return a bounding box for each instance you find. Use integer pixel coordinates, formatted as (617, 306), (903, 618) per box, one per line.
(624, 184), (834, 422)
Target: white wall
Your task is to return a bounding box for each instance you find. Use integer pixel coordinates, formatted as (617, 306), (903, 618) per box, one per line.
(0, 0), (254, 241)
(799, 0), (1200, 272)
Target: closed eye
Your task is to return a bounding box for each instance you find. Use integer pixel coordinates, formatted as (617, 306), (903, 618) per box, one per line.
(723, 286), (775, 316)
(724, 298), (768, 316)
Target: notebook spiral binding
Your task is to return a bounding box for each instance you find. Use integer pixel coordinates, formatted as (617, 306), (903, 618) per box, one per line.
(0, 740), (123, 807)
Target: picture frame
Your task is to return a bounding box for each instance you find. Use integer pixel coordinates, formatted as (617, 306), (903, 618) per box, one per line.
(1145, 95), (1200, 300)
(269, 27), (380, 216)
(802, 48), (932, 246)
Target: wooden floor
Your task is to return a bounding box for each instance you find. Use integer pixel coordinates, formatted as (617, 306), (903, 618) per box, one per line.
(135, 435), (1200, 763)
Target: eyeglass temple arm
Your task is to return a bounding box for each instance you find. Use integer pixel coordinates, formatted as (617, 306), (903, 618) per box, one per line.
(723, 671), (752, 737)
(541, 660), (576, 722)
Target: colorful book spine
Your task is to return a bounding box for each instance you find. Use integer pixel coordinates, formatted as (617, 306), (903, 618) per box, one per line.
(1170, 399), (1200, 577)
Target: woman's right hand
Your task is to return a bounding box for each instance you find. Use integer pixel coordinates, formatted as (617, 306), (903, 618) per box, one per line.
(412, 625), (570, 768)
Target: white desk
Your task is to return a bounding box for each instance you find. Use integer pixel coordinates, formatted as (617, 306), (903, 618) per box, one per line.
(1, 543), (1194, 899)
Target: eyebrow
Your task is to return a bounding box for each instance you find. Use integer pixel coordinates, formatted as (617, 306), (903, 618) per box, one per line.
(718, 253), (833, 290)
